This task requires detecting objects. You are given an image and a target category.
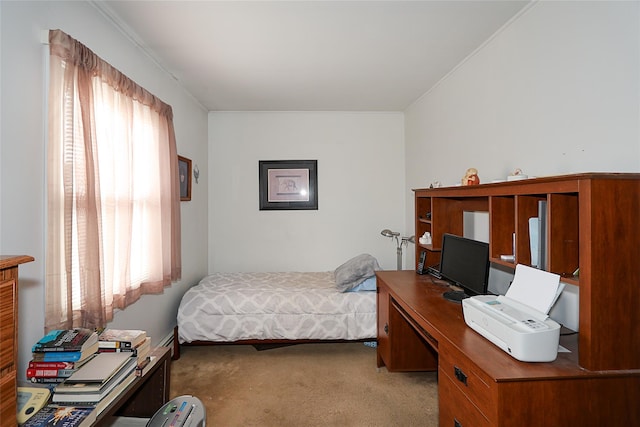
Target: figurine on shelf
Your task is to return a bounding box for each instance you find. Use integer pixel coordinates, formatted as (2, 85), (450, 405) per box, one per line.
(461, 168), (480, 186)
(507, 168), (528, 181)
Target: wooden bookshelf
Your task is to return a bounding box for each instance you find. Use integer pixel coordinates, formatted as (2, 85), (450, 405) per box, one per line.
(413, 173), (640, 371)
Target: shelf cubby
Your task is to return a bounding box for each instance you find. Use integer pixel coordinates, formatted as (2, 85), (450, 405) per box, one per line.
(547, 192), (579, 284)
(489, 195), (515, 265)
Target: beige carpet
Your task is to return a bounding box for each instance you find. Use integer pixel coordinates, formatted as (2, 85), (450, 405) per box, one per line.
(170, 342), (438, 427)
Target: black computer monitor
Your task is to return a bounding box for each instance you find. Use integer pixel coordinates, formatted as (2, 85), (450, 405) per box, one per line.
(439, 233), (490, 303)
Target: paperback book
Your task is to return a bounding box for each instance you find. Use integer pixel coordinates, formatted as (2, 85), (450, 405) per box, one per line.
(21, 405), (96, 427)
(63, 352), (133, 386)
(27, 367), (76, 379)
(29, 359), (85, 370)
(28, 354), (96, 372)
(32, 329), (98, 353)
(98, 329), (146, 349)
(29, 376), (68, 384)
(31, 341), (99, 363)
(98, 336), (151, 364)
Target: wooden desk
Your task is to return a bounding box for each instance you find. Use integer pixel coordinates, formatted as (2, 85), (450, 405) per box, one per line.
(94, 346), (171, 425)
(376, 271), (640, 427)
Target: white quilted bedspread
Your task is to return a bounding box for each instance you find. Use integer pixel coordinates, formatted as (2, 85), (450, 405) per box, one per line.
(177, 271), (376, 343)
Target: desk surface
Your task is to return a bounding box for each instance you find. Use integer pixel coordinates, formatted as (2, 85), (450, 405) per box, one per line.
(95, 346), (171, 425)
(376, 270), (640, 380)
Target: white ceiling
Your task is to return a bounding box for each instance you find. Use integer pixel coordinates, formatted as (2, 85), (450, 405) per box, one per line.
(97, 1), (530, 112)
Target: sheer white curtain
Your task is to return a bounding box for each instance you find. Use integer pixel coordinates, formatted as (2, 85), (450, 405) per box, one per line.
(46, 29), (181, 331)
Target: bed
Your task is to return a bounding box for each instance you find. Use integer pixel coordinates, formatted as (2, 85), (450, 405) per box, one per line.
(174, 254), (380, 358)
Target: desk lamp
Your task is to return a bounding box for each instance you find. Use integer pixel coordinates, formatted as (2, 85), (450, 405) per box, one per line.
(380, 229), (415, 270)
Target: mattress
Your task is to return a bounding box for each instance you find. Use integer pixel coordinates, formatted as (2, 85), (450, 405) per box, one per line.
(177, 271), (377, 343)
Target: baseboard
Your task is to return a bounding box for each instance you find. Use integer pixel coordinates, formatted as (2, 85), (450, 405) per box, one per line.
(159, 329), (175, 358)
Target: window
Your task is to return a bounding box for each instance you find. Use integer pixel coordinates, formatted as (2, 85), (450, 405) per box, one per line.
(45, 29), (181, 331)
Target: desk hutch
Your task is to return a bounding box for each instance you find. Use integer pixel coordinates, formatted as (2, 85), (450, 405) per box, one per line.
(376, 173), (640, 426)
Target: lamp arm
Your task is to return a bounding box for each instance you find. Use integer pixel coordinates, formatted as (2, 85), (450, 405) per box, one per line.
(380, 229), (414, 270)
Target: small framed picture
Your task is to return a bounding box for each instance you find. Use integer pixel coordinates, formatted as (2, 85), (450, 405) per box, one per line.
(178, 155), (192, 201)
(259, 160), (318, 210)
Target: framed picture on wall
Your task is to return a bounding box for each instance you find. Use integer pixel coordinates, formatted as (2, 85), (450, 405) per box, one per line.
(259, 160), (318, 210)
(178, 155), (192, 201)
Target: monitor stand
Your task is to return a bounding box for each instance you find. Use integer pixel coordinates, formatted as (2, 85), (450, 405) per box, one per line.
(442, 290), (469, 304)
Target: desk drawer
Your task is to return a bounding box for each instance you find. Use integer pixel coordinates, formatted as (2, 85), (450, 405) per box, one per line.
(439, 373), (491, 427)
(439, 342), (496, 422)
(1, 370), (17, 425)
(0, 279), (16, 373)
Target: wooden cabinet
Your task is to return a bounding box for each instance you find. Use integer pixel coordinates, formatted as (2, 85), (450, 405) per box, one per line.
(376, 283), (438, 372)
(375, 284), (391, 368)
(414, 173), (640, 371)
(0, 255), (34, 426)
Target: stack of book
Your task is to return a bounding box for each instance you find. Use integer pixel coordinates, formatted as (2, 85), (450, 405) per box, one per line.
(24, 352), (139, 426)
(98, 329), (152, 368)
(23, 328), (157, 426)
(51, 352), (138, 409)
(27, 359), (94, 386)
(28, 329), (99, 386)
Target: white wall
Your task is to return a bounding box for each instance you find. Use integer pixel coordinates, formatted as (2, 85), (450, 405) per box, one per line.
(0, 1), (209, 379)
(405, 1), (639, 192)
(405, 1), (639, 330)
(208, 112), (407, 272)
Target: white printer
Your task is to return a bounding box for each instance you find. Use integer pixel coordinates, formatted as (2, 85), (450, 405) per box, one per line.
(462, 264), (565, 362)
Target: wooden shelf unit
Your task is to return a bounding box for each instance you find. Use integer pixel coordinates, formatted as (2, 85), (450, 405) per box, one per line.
(413, 173), (640, 371)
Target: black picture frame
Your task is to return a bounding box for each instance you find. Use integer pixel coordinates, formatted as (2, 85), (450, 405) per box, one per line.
(259, 160), (318, 210)
(178, 155), (192, 201)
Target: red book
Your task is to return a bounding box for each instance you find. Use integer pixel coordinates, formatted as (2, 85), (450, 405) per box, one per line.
(28, 353), (96, 371)
(28, 361), (76, 369)
(27, 368), (75, 378)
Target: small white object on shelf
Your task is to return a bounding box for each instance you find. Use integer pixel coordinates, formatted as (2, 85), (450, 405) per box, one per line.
(419, 232), (432, 245)
(507, 168), (528, 181)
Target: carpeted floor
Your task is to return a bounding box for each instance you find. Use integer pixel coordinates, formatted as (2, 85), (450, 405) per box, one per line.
(170, 342), (439, 426)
